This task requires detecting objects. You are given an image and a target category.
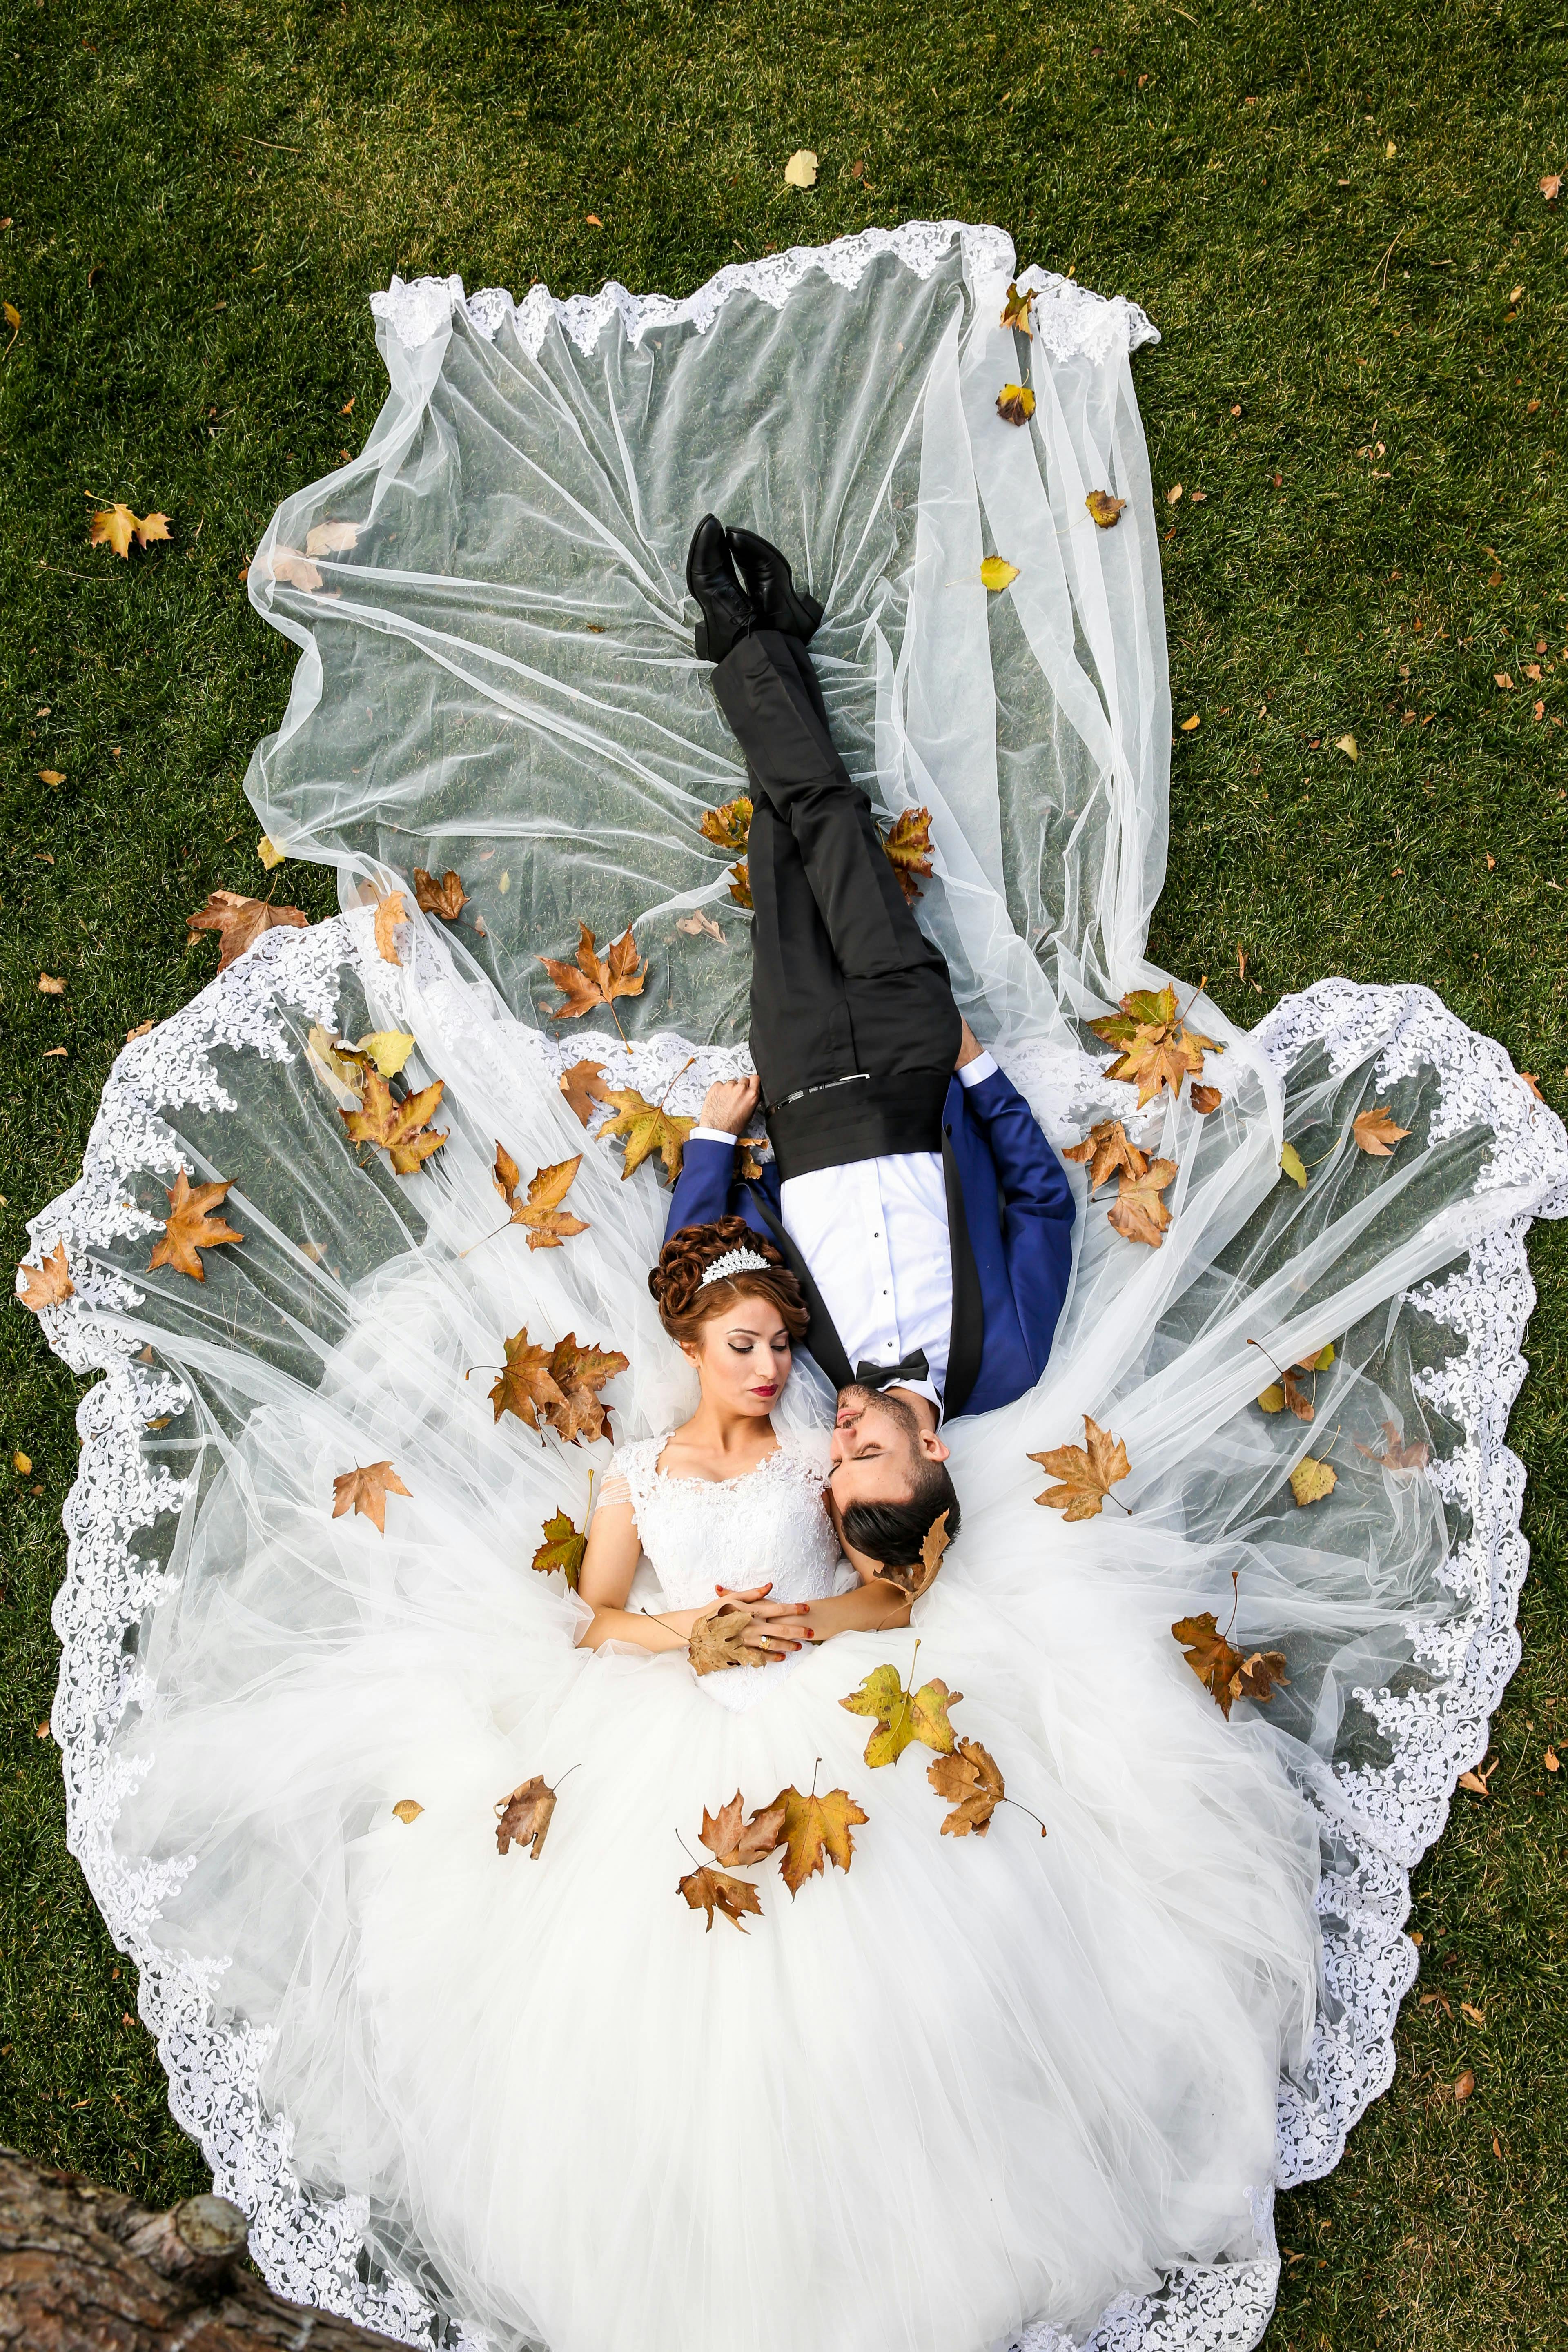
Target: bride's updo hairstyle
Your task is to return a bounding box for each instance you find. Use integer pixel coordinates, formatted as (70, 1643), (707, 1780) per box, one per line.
(649, 1217), (809, 1350)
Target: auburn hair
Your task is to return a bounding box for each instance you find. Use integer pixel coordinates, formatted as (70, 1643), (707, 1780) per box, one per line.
(649, 1216), (808, 1348)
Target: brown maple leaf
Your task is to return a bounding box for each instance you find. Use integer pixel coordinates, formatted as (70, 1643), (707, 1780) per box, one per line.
(414, 866), (470, 919)
(1355, 1419), (1432, 1472)
(539, 922), (647, 1040)
(492, 1143), (589, 1249)
(488, 1327), (566, 1432)
(1106, 1156), (1178, 1247)
(699, 1791), (787, 1868)
(679, 1863), (764, 1933)
(1172, 1612), (1290, 1719)
(688, 1602), (768, 1675)
(771, 1782), (870, 1897)
(1089, 984), (1219, 1109)
(341, 1070), (449, 1174)
(532, 1506), (587, 1586)
(90, 503), (172, 558)
(927, 1738), (1015, 1837)
(1352, 1103), (1412, 1156)
(1062, 1118), (1148, 1193)
(840, 1654), (961, 1768)
(880, 806), (935, 902)
(1000, 280), (1036, 335)
(1190, 1082), (1223, 1114)
(541, 1332), (628, 1445)
(870, 1508), (951, 1602)
(726, 860), (753, 907)
(373, 891), (408, 966)
(996, 382), (1037, 428)
(186, 889), (309, 971)
(147, 1171), (245, 1281)
(700, 796), (753, 855)
(494, 1773), (557, 1859)
(1085, 490), (1127, 529)
(559, 1058), (612, 1126)
(595, 1086), (695, 1183)
(271, 546), (323, 590)
(16, 1241), (74, 1313)
(331, 1459), (412, 1535)
(1029, 1415), (1131, 1519)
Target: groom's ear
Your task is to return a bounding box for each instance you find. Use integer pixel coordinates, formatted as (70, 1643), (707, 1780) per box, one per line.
(918, 1429), (950, 1465)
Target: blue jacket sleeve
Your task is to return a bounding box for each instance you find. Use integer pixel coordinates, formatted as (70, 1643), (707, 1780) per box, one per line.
(664, 1136), (741, 1242)
(963, 1066), (1076, 1363)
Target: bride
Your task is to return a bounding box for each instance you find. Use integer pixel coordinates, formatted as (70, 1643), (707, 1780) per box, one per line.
(20, 219), (1567, 2352)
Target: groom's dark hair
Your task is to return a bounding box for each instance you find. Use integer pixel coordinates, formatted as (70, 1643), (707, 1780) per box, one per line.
(842, 1456), (962, 1573)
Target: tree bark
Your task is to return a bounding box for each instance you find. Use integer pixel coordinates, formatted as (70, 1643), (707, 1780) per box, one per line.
(0, 2145), (411, 2351)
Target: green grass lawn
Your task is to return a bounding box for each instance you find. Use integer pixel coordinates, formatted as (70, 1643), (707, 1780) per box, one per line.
(2, 1), (1565, 2343)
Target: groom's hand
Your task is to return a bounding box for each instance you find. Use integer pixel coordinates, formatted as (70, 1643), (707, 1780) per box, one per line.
(699, 1075), (760, 1135)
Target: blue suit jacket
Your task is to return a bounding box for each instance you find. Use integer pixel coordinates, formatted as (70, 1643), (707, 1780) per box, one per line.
(663, 1065), (1076, 1419)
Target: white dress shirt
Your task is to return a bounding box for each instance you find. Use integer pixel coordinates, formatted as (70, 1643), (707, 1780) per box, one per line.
(691, 1052), (997, 1416)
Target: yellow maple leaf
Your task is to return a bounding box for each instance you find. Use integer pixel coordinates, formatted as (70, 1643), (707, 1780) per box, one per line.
(1029, 1414), (1131, 1519)
(595, 1085), (694, 1184)
(980, 555), (1020, 593)
(770, 1782), (869, 1896)
(89, 504), (172, 558)
(840, 1653), (962, 1769)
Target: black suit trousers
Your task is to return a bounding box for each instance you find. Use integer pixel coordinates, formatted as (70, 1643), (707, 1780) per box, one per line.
(711, 630), (960, 1169)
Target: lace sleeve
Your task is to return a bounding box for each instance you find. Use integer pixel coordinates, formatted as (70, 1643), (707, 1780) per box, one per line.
(597, 1472), (632, 1512)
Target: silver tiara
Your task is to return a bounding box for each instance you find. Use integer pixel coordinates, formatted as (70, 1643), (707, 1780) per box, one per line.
(699, 1246), (771, 1288)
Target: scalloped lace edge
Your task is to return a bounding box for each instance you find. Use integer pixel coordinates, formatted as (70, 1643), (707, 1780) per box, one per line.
(367, 220), (1161, 367)
(22, 922), (1567, 2352)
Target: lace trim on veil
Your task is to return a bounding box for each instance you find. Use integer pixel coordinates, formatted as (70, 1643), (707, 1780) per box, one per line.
(368, 220), (1161, 368)
(22, 912), (1566, 2352)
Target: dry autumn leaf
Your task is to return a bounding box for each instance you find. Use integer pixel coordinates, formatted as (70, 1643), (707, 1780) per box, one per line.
(1457, 1759), (1497, 1799)
(1355, 1419), (1431, 1472)
(771, 1782), (869, 1896)
(1029, 1414), (1131, 1519)
(880, 806), (935, 903)
(689, 1602), (767, 1675)
(700, 1791), (786, 1869)
(373, 891), (408, 965)
(539, 922), (647, 1039)
(1085, 490), (1127, 529)
(331, 1459), (412, 1535)
(90, 504), (172, 558)
(928, 1739), (1020, 1838)
(1062, 1118), (1147, 1192)
(1256, 1342), (1335, 1422)
(559, 1058), (612, 1125)
(186, 889), (309, 971)
(679, 1864), (763, 1933)
(783, 149), (819, 188)
(876, 1507), (950, 1600)
(1334, 735), (1359, 761)
(16, 1241), (73, 1312)
(1179, 713), (1201, 733)
(1000, 281), (1036, 335)
(996, 382), (1036, 426)
(492, 1143), (590, 1249)
(726, 861), (753, 907)
(414, 866), (470, 920)
(494, 1773), (557, 1858)
(1089, 982), (1220, 1109)
(391, 1798), (424, 1825)
(357, 1030), (415, 1080)
(980, 555), (1020, 593)
(148, 1171), (244, 1281)
(1280, 1141), (1308, 1189)
(38, 769), (65, 787)
(1106, 1156), (1178, 1247)
(1171, 1611), (1289, 1719)
(532, 1506), (587, 1586)
(488, 1328), (565, 1432)
(12, 1451), (31, 1475)
(1543, 173), (1562, 201)
(1453, 2069), (1476, 2101)
(547, 1331), (628, 1445)
(840, 1655), (962, 1769)
(257, 835), (286, 871)
(700, 796), (753, 854)
(271, 546), (323, 590)
(341, 1070), (449, 1174)
(677, 909), (724, 942)
(1352, 1103), (1412, 1156)
(1289, 1455), (1337, 1506)
(304, 519), (358, 557)
(595, 1085), (695, 1184)
(38, 973), (65, 995)
(1190, 1082), (1223, 1114)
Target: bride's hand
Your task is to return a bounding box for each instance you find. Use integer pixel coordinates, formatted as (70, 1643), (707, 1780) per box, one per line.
(720, 1587), (817, 1653)
(696, 1584), (794, 1658)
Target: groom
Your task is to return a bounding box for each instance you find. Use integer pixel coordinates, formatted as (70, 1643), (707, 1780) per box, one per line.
(664, 518), (1076, 1576)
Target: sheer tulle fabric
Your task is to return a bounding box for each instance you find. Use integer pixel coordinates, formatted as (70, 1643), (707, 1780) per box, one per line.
(24, 223), (1567, 2352)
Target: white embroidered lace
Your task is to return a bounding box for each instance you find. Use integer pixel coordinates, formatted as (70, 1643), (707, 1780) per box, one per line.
(22, 910), (1567, 2352)
(369, 220), (1159, 369)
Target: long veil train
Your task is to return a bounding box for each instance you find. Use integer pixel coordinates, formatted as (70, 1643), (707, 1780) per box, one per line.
(23, 221), (1568, 2352)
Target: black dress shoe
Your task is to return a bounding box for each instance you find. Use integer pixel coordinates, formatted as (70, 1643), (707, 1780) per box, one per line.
(686, 514), (755, 663)
(726, 525), (824, 642)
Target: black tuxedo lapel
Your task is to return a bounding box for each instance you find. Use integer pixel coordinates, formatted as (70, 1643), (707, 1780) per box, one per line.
(941, 1136), (984, 1419)
(744, 1182), (856, 1394)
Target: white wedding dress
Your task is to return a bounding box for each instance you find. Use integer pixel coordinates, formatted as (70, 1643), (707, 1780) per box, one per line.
(24, 221), (1568, 2352)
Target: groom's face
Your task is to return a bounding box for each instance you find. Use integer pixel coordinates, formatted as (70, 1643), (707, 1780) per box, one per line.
(829, 1385), (931, 1511)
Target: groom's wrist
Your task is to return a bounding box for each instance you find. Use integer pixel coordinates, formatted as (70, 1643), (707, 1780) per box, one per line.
(956, 1050), (999, 1089)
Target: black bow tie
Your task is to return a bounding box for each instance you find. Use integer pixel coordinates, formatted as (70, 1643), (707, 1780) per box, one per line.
(853, 1349), (930, 1394)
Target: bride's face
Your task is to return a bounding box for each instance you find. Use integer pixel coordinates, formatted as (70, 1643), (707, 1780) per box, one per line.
(683, 1294), (793, 1416)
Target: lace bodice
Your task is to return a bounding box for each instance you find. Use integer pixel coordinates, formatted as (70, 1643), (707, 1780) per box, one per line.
(604, 1430), (846, 1610)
